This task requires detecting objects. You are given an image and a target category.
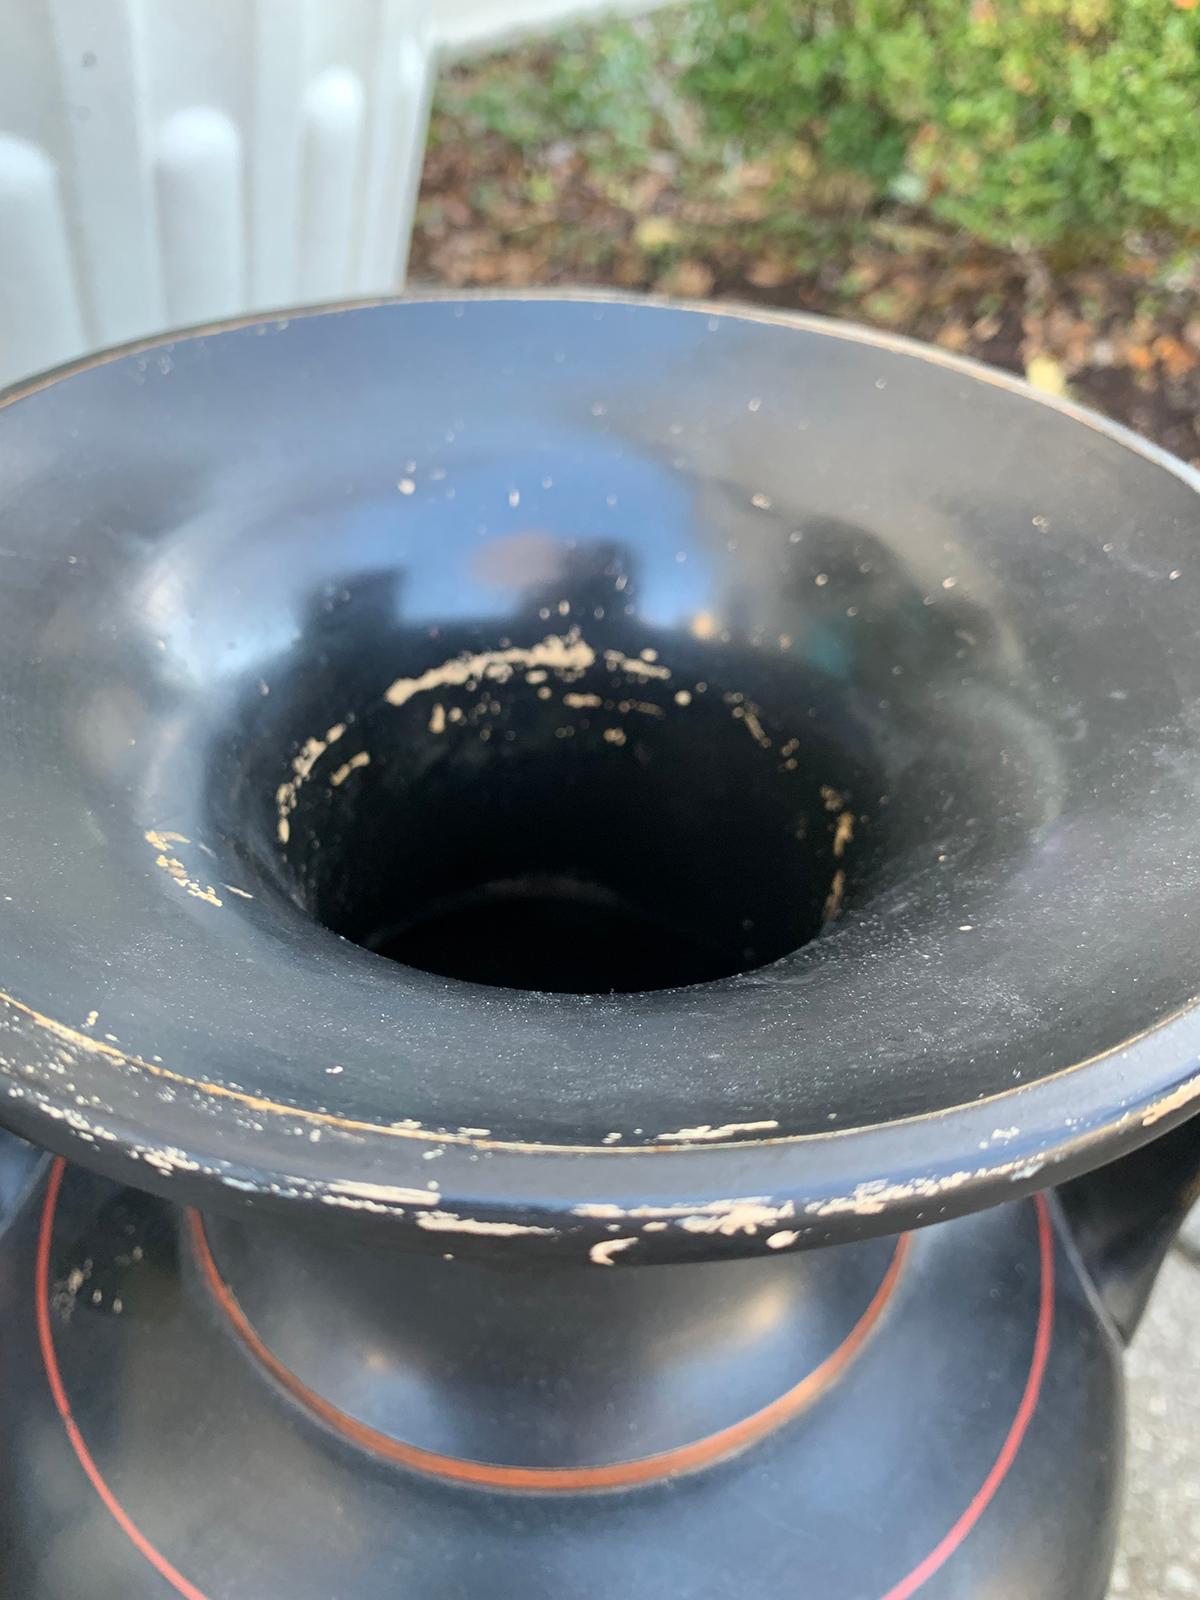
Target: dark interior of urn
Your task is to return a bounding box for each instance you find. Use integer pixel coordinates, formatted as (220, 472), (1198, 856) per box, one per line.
(222, 565), (906, 997)
(337, 679), (868, 995)
(243, 637), (881, 996)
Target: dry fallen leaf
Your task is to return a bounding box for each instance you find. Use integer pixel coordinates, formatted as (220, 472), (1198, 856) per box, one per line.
(935, 321), (971, 352)
(634, 216), (679, 252)
(1152, 335), (1198, 378)
(1025, 353), (1068, 395)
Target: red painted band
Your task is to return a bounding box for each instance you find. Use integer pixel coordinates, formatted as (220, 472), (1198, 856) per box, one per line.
(36, 1159), (1055, 1598)
(35, 1157), (213, 1600)
(876, 1190), (1056, 1600)
(189, 1209), (908, 1491)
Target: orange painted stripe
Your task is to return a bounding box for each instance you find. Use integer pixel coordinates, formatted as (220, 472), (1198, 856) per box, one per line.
(877, 1191), (1055, 1599)
(37, 1159), (213, 1600)
(36, 1158), (1055, 1597)
(188, 1210), (909, 1492)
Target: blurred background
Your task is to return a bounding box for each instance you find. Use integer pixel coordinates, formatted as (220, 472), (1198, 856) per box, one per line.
(2, 1), (1198, 1592)
(4, 0), (1199, 473)
(411, 0), (1200, 466)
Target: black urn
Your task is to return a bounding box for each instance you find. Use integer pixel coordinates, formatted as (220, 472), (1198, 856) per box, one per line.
(0, 296), (1196, 1600)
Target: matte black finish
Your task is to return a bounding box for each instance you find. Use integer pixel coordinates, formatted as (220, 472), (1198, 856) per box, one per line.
(0, 298), (1198, 1253)
(1059, 1115), (1200, 1337)
(0, 1164), (1119, 1600)
(0, 297), (1197, 1600)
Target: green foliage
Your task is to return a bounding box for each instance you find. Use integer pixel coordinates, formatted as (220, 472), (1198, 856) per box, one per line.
(431, 1), (1200, 258)
(434, 17), (684, 170)
(681, 0), (1200, 251)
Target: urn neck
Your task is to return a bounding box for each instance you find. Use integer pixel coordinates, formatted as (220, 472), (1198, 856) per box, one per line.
(191, 1208), (905, 1485)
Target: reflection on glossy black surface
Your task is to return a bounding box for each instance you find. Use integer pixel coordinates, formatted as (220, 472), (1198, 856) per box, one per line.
(258, 563), (881, 992)
(0, 294), (1195, 1600)
(0, 1165), (1124, 1600)
(0, 297), (1198, 1243)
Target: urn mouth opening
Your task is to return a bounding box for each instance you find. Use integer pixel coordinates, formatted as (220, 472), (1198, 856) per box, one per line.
(253, 621), (882, 996)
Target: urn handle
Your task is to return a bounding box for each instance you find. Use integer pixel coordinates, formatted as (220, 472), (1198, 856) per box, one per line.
(1057, 1114), (1200, 1341)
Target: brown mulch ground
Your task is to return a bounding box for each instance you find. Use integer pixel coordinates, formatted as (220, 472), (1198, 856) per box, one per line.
(411, 108), (1200, 467)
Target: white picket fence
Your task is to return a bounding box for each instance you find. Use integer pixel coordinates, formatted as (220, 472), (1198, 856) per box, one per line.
(0, 0), (667, 388)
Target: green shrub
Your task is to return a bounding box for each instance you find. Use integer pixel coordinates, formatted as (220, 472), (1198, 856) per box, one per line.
(435, 19), (687, 171)
(682, 0), (1200, 252)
